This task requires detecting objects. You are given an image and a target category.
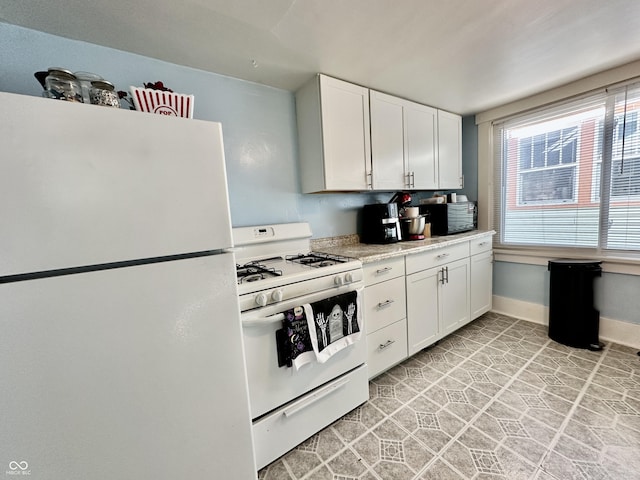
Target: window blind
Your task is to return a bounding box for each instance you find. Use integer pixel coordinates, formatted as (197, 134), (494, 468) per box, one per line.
(601, 85), (640, 251)
(493, 83), (640, 254)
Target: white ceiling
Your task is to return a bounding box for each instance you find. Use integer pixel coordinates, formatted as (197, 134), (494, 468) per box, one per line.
(2, 0), (640, 115)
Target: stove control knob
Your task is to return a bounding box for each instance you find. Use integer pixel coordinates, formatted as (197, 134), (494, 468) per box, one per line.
(345, 272), (354, 283)
(271, 289), (284, 302)
(255, 292), (268, 307)
(334, 275), (344, 286)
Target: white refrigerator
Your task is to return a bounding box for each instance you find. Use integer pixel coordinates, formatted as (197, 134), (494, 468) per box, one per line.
(0, 92), (257, 479)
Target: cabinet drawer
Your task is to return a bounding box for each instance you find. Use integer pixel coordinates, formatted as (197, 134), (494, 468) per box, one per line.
(364, 276), (406, 333)
(367, 319), (408, 379)
(470, 236), (493, 256)
(405, 241), (470, 275)
(363, 257), (405, 285)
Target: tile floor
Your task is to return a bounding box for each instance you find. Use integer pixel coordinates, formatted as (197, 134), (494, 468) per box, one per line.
(258, 312), (640, 480)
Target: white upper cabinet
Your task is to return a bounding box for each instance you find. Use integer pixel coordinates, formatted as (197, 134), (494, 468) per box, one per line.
(404, 101), (439, 190)
(370, 91), (406, 190)
(296, 74), (372, 193)
(296, 74), (461, 193)
(370, 90), (459, 192)
(437, 109), (463, 189)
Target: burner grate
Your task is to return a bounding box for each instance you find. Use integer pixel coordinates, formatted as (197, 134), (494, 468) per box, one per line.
(236, 261), (283, 284)
(286, 252), (349, 268)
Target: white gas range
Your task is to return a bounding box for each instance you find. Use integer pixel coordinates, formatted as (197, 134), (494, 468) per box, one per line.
(231, 223), (369, 470)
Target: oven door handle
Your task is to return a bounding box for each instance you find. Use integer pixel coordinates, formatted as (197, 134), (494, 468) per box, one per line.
(282, 377), (350, 418)
(242, 313), (286, 327)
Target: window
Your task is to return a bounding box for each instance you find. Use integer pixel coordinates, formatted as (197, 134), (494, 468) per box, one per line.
(494, 82), (640, 252)
(517, 127), (578, 205)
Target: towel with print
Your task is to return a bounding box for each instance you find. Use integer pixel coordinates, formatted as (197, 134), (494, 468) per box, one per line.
(304, 289), (362, 363)
(280, 306), (315, 370)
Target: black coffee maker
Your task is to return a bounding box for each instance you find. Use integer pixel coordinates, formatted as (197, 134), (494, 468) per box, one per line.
(361, 203), (402, 244)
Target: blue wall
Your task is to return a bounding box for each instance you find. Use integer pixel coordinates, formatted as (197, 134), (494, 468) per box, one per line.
(493, 261), (640, 325)
(460, 115), (478, 202)
(0, 23), (393, 238)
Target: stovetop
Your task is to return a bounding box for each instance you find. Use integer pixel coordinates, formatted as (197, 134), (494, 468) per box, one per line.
(235, 251), (358, 291)
(231, 223), (362, 301)
(236, 252), (352, 283)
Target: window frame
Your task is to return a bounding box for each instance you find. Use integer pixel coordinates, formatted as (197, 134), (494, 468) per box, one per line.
(475, 66), (640, 275)
(492, 83), (640, 256)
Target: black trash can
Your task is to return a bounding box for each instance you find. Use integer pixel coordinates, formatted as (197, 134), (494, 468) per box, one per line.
(548, 259), (603, 351)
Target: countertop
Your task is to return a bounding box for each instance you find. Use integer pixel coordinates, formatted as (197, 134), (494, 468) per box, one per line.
(312, 230), (495, 264)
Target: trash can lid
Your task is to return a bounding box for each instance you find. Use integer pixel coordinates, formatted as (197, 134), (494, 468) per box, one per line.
(548, 259), (602, 270)
(548, 259), (602, 264)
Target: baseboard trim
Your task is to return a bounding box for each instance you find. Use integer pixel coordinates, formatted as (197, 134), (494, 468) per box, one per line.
(491, 295), (640, 350)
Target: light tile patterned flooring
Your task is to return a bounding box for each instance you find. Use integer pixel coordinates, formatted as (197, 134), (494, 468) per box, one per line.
(258, 312), (640, 480)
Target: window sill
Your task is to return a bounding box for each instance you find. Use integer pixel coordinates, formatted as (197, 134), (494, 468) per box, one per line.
(494, 247), (640, 275)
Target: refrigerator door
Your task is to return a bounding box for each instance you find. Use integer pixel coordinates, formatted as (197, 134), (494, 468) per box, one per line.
(0, 92), (233, 277)
(0, 253), (256, 479)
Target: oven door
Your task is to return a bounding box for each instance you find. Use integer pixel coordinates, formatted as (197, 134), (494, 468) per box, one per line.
(241, 283), (366, 420)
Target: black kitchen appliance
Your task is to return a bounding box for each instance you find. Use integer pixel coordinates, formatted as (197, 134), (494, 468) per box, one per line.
(420, 201), (477, 236)
(361, 203), (402, 244)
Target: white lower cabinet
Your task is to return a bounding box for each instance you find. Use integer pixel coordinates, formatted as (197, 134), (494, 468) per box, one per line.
(363, 257), (407, 378)
(405, 243), (470, 356)
(470, 238), (493, 319)
(405, 266), (439, 355)
(360, 233), (493, 377)
(439, 257), (471, 336)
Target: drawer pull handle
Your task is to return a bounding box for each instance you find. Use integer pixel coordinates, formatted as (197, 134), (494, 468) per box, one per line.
(436, 253), (450, 260)
(379, 340), (396, 350)
(377, 299), (394, 308)
(283, 377), (350, 418)
(478, 242), (488, 246)
(376, 267), (392, 274)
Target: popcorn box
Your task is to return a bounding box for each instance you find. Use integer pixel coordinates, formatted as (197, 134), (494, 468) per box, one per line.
(130, 86), (194, 118)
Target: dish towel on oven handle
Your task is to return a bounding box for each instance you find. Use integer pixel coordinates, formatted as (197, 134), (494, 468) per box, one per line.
(304, 288), (363, 364)
(281, 306), (316, 370)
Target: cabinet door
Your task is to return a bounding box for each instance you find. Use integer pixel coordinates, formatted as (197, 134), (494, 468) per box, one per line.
(437, 110), (462, 189)
(405, 102), (438, 190)
(320, 75), (372, 190)
(439, 257), (470, 337)
(406, 267), (440, 356)
(370, 91), (406, 190)
(470, 251), (493, 320)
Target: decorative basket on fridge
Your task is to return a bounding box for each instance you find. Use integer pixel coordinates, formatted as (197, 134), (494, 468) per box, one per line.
(130, 86), (194, 118)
